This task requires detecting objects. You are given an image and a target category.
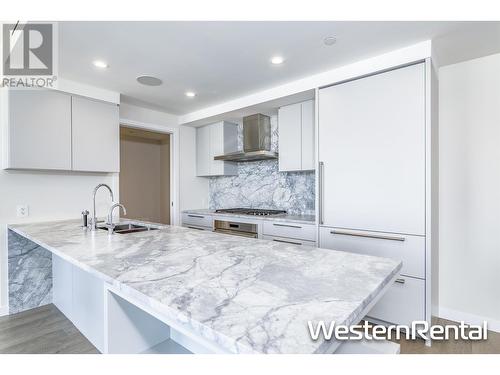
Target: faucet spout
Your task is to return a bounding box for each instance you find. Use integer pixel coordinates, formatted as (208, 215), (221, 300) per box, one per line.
(91, 184), (114, 230)
(107, 203), (127, 234)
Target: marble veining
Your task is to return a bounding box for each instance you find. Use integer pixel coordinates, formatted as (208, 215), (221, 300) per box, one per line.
(209, 116), (315, 215)
(8, 219), (401, 354)
(8, 229), (52, 314)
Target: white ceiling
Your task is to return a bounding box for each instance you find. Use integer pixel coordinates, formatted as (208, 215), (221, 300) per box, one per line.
(59, 21), (500, 115)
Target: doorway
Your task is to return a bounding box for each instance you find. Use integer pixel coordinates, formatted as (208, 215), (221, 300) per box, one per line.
(119, 126), (171, 224)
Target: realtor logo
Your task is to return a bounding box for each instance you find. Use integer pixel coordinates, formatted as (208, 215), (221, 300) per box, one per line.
(3, 23), (53, 75)
(1, 22), (57, 88)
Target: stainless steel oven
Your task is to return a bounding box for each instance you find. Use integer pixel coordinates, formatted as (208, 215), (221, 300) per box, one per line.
(214, 220), (258, 238)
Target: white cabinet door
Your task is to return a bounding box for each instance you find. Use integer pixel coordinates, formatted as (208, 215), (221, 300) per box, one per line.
(181, 213), (213, 228)
(301, 100), (315, 170)
(72, 265), (105, 352)
(278, 100), (314, 172)
(262, 235), (316, 248)
(319, 226), (425, 279)
(52, 254), (73, 319)
(278, 102), (302, 171)
(196, 125), (210, 176)
(196, 122), (237, 177)
(262, 221), (317, 241)
(209, 122), (225, 176)
(52, 255), (105, 353)
(71, 96), (119, 172)
(318, 63), (425, 235)
(367, 276), (426, 326)
(6, 90), (72, 170)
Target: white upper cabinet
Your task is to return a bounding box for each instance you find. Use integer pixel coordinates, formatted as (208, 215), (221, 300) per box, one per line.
(278, 102), (301, 171)
(3, 90), (72, 170)
(1, 89), (119, 173)
(278, 100), (314, 172)
(71, 96), (119, 172)
(196, 121), (238, 177)
(318, 63), (426, 235)
(196, 125), (211, 176)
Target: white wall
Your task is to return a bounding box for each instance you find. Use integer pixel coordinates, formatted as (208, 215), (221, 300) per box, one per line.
(0, 169), (119, 313)
(439, 53), (500, 329)
(120, 102), (178, 126)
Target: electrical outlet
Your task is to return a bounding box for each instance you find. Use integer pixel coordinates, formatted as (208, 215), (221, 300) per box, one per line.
(16, 204), (29, 218)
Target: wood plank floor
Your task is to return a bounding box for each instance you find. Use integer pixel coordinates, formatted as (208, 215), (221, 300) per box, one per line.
(0, 304), (98, 354)
(393, 317), (500, 354)
(1, 304), (498, 354)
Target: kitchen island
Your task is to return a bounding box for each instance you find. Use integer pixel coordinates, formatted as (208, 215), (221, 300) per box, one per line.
(7, 219), (401, 354)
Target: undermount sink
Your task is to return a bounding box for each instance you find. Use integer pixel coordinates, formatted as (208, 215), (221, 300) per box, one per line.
(98, 223), (159, 234)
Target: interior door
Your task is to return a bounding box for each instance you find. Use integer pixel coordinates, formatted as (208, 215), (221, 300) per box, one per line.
(318, 63), (426, 235)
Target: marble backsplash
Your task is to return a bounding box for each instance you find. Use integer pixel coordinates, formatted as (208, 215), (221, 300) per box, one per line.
(209, 115), (315, 215)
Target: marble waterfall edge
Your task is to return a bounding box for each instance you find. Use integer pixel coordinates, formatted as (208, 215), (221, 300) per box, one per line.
(8, 229), (52, 314)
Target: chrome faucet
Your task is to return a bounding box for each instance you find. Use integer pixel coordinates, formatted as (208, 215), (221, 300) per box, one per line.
(106, 203), (127, 234)
(91, 184), (114, 230)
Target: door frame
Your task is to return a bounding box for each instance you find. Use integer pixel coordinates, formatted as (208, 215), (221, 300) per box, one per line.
(118, 118), (180, 226)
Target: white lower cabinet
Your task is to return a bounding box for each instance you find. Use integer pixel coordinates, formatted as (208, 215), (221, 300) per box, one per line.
(319, 226), (426, 326)
(263, 221), (316, 242)
(183, 225), (213, 231)
(72, 265), (105, 351)
(262, 235), (316, 248)
(367, 276), (425, 326)
(52, 254), (105, 352)
(52, 255), (73, 318)
(181, 213), (213, 229)
(319, 227), (425, 279)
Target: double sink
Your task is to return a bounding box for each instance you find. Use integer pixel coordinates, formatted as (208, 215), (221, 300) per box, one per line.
(98, 223), (159, 235)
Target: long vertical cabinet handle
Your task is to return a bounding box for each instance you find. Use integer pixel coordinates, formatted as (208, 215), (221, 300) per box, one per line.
(319, 161), (324, 225)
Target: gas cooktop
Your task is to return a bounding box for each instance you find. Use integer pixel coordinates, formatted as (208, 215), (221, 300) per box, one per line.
(215, 208), (287, 216)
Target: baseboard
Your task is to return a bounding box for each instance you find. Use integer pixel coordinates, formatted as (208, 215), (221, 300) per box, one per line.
(0, 304), (8, 317)
(438, 307), (500, 333)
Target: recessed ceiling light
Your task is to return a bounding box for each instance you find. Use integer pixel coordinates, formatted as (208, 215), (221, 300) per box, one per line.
(136, 75), (163, 86)
(271, 56), (284, 65)
(185, 91), (196, 98)
(323, 36), (337, 46)
(93, 60), (108, 69)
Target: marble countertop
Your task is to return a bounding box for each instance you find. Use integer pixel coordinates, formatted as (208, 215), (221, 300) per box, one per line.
(8, 219), (401, 354)
(183, 209), (316, 224)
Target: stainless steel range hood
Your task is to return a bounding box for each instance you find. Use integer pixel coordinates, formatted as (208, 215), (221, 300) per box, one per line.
(214, 113), (278, 162)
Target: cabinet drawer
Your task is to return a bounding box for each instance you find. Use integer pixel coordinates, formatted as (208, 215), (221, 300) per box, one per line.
(183, 224), (213, 231)
(262, 235), (316, 248)
(182, 213), (213, 228)
(367, 276), (425, 326)
(319, 227), (425, 279)
(263, 221), (316, 241)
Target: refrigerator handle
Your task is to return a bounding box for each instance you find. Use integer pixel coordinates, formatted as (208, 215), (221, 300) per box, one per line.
(319, 161), (324, 225)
